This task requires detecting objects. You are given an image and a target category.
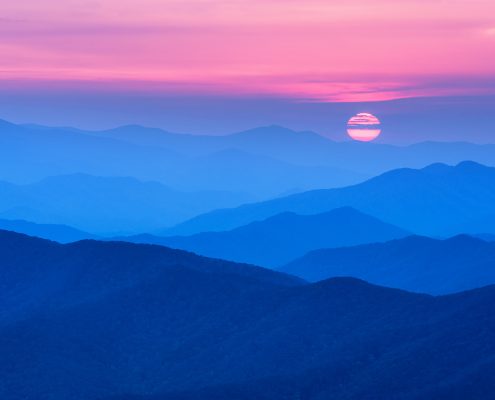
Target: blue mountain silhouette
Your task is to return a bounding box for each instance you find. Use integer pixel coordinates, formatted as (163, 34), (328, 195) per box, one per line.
(282, 234), (495, 294)
(0, 119), (364, 197)
(0, 174), (253, 234)
(0, 218), (95, 243)
(124, 207), (409, 267)
(167, 161), (495, 237)
(2, 230), (495, 400)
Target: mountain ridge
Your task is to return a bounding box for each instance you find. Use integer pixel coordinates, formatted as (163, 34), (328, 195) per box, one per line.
(0, 174), (254, 234)
(0, 118), (364, 196)
(124, 207), (409, 267)
(0, 218), (95, 243)
(3, 229), (495, 399)
(165, 161), (495, 236)
(281, 234), (495, 294)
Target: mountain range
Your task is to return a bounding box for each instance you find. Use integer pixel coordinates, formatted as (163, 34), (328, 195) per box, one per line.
(5, 118), (495, 200)
(95, 123), (495, 174)
(1, 230), (495, 400)
(124, 207), (409, 267)
(282, 234), (495, 295)
(0, 218), (95, 243)
(0, 119), (365, 198)
(0, 174), (254, 234)
(167, 161), (495, 237)
(0, 230), (299, 325)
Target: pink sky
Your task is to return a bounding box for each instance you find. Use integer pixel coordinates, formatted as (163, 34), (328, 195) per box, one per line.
(1, 0), (495, 101)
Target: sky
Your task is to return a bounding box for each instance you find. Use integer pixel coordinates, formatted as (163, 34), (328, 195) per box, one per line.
(1, 0), (495, 140)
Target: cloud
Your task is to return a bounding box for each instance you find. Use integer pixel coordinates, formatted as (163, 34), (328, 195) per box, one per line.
(1, 0), (494, 102)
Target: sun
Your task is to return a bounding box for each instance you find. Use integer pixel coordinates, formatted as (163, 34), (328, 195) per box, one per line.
(347, 113), (382, 142)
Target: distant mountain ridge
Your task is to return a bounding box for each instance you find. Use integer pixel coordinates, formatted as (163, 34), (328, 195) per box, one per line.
(0, 219), (95, 243)
(96, 124), (329, 159)
(95, 122), (495, 173)
(282, 234), (495, 295)
(4, 117), (495, 199)
(0, 119), (365, 197)
(0, 174), (254, 234)
(167, 161), (495, 237)
(124, 207), (409, 267)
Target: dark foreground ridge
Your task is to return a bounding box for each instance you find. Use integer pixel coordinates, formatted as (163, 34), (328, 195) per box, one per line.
(1, 230), (494, 400)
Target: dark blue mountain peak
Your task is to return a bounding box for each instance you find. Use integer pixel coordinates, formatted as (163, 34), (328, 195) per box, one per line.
(314, 276), (379, 290)
(446, 233), (487, 244)
(312, 276), (430, 299)
(0, 227), (45, 240)
(3, 226), (495, 399)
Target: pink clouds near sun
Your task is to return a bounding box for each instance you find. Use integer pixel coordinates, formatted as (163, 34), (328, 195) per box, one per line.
(1, 0), (495, 101)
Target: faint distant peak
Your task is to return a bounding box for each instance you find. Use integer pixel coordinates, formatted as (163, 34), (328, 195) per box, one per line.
(0, 118), (21, 129)
(232, 125), (328, 141)
(420, 162), (453, 174)
(113, 124), (154, 130)
(33, 173), (155, 187)
(106, 124), (173, 135)
(259, 206), (384, 225)
(421, 160), (490, 175)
